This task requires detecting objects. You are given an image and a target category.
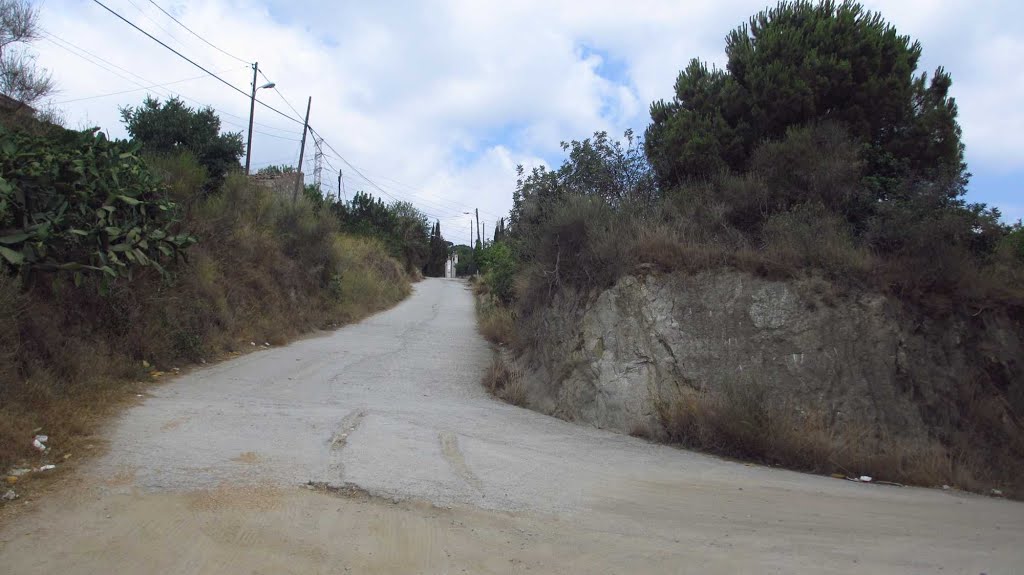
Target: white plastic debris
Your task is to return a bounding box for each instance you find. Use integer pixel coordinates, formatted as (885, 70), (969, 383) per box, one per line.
(2, 489), (17, 501)
(991, 489), (1004, 497)
(32, 435), (48, 451)
(9, 468), (30, 477)
(942, 484), (951, 490)
(36, 464), (56, 472)
(858, 475), (873, 483)
(250, 341), (256, 346)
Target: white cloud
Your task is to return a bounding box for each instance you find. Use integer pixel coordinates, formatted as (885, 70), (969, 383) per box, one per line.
(31, 0), (1024, 240)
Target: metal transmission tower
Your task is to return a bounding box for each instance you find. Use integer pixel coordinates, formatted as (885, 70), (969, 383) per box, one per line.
(313, 137), (324, 192)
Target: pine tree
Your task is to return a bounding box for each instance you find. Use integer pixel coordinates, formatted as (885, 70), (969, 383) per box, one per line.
(644, 0), (966, 203)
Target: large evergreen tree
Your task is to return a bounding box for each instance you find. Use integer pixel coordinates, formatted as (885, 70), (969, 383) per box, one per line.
(645, 0), (966, 203)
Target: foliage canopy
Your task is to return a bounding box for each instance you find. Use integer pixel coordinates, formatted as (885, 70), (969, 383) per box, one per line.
(121, 96), (244, 192)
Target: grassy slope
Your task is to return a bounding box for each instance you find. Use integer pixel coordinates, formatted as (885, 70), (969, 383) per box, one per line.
(0, 158), (411, 475)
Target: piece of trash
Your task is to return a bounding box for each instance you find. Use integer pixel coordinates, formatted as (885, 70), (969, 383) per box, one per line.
(136, 394), (143, 397)
(151, 371), (164, 378)
(142, 360), (150, 368)
(2, 489), (17, 501)
(172, 367), (180, 372)
(200, 359), (207, 364)
(942, 484), (951, 490)
(991, 489), (1004, 497)
(830, 473), (845, 479)
(63, 454), (71, 460)
(32, 435), (48, 451)
(5, 476), (17, 485)
(858, 476), (873, 483)
(250, 342), (256, 347)
(9, 468), (30, 477)
(263, 342), (270, 347)
(37, 464), (56, 472)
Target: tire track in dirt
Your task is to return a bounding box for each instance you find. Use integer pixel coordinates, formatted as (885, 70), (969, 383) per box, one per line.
(439, 431), (483, 493)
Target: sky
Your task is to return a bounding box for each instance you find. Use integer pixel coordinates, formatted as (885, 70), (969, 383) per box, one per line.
(31, 0), (1024, 244)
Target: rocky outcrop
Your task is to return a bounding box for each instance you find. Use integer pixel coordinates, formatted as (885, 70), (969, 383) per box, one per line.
(519, 271), (1023, 446)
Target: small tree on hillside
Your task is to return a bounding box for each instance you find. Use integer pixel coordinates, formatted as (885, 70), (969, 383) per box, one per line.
(120, 96), (244, 192)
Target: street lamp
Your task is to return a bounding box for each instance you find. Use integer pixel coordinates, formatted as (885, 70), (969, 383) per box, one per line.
(244, 61), (276, 175)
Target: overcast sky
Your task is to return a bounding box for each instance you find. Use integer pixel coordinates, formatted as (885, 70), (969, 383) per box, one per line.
(34, 0), (1023, 243)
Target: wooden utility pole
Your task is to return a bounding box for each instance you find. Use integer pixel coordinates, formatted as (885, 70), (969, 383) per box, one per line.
(337, 169), (342, 203)
(243, 62), (259, 175)
(293, 96), (312, 203)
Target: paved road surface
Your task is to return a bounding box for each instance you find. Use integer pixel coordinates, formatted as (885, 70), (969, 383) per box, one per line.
(1, 279), (1021, 574)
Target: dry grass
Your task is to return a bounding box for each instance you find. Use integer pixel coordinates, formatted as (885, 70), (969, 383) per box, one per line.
(655, 382), (1017, 495)
(476, 295), (516, 346)
(482, 354), (527, 407)
(0, 162), (411, 476)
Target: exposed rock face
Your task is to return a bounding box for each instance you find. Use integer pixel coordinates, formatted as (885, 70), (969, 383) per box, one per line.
(519, 271), (1023, 445)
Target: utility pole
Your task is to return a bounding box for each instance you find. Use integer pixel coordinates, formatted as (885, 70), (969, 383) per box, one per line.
(482, 221), (486, 249)
(293, 96), (312, 203)
(244, 62), (259, 175)
(337, 170), (342, 203)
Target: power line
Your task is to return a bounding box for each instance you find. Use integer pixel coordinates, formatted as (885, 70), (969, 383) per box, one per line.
(125, 0), (194, 55)
(90, 0), (245, 97)
(258, 69), (304, 122)
(52, 67), (244, 105)
(307, 128), (481, 221)
(90, 0), (302, 126)
(146, 0), (250, 65)
(308, 129), (451, 221)
(360, 168), (504, 219)
(44, 34), (299, 136)
(289, 134), (501, 219)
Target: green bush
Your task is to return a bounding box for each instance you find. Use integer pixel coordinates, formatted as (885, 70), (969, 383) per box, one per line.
(0, 126), (194, 286)
(120, 96), (243, 192)
(478, 242), (517, 303)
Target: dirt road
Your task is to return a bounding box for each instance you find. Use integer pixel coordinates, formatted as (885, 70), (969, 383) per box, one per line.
(1, 278), (1021, 574)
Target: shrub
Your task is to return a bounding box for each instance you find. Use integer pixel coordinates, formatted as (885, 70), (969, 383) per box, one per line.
(0, 126), (194, 286)
(477, 242), (517, 304)
(144, 152), (209, 207)
(749, 122), (871, 225)
(762, 202), (872, 277)
(482, 354), (527, 407)
(476, 295), (515, 346)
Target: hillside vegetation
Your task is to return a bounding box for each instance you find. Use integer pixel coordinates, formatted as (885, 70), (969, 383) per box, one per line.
(0, 99), (422, 473)
(475, 0), (1024, 494)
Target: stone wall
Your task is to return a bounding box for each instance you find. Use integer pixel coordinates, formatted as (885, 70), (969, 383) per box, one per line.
(250, 172), (304, 200)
